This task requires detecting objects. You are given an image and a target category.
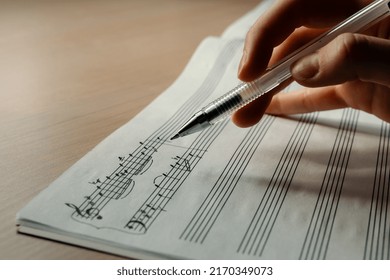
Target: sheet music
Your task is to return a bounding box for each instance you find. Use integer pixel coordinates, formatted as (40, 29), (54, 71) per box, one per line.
(17, 0), (390, 260)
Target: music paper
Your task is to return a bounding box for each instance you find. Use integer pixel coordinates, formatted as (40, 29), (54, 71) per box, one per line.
(17, 0), (390, 259)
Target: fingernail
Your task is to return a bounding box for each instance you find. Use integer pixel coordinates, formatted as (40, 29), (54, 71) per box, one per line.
(238, 49), (248, 76)
(292, 53), (319, 80)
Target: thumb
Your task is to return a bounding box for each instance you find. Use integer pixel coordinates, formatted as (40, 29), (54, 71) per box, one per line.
(291, 33), (390, 88)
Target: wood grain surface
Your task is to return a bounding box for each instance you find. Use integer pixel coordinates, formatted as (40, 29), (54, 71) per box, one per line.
(0, 0), (259, 259)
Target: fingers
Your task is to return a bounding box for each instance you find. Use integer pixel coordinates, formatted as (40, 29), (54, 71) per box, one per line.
(238, 0), (298, 81)
(238, 0), (364, 82)
(291, 33), (390, 87)
(265, 32), (390, 122)
(231, 93), (273, 127)
(266, 82), (390, 122)
(266, 86), (347, 116)
(232, 78), (292, 127)
(234, 0), (390, 127)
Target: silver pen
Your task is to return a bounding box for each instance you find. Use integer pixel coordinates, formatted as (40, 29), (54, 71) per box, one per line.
(171, 0), (390, 140)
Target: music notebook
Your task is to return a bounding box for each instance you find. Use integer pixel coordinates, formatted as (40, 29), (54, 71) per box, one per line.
(17, 0), (390, 259)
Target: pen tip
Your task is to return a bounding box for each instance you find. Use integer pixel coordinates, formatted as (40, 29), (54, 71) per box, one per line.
(170, 134), (180, 140)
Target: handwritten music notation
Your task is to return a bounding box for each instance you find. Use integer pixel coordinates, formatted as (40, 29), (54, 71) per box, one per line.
(65, 121), (229, 234)
(64, 39), (243, 233)
(125, 121), (228, 234)
(65, 137), (159, 224)
(65, 113), (230, 234)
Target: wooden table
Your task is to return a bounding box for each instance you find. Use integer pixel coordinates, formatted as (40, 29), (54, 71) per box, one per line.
(0, 0), (259, 259)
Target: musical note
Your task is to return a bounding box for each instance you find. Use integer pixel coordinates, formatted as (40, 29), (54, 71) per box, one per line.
(143, 145), (157, 152)
(139, 210), (151, 219)
(170, 158), (191, 172)
(158, 194), (172, 199)
(146, 204), (166, 212)
(124, 154), (153, 175)
(85, 208), (103, 220)
(154, 175), (177, 189)
(188, 153), (202, 159)
(146, 204), (157, 211)
(88, 178), (101, 185)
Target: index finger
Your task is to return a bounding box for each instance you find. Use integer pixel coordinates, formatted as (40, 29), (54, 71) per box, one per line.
(238, 0), (365, 82)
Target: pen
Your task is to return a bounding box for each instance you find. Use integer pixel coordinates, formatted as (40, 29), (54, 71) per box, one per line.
(171, 0), (390, 140)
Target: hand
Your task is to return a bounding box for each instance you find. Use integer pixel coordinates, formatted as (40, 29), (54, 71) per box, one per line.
(233, 0), (390, 127)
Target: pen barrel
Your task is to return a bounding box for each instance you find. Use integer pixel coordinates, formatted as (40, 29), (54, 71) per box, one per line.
(204, 65), (291, 124)
(263, 0), (390, 72)
(204, 0), (390, 125)
(204, 82), (261, 124)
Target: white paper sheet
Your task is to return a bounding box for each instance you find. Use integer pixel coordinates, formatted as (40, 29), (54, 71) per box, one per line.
(17, 0), (390, 260)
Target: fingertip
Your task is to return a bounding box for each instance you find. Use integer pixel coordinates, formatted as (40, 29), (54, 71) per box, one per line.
(232, 112), (262, 128)
(231, 94), (273, 127)
(238, 49), (247, 74)
(237, 36), (273, 82)
(237, 48), (259, 82)
(237, 60), (266, 83)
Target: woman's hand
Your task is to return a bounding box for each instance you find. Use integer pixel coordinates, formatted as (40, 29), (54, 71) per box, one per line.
(233, 0), (390, 127)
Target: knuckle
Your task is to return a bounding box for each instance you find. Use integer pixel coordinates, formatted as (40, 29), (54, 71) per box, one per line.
(330, 33), (369, 79)
(335, 33), (367, 64)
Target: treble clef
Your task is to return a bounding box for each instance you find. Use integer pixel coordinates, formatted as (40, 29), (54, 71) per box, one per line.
(65, 203), (103, 220)
(65, 203), (85, 217)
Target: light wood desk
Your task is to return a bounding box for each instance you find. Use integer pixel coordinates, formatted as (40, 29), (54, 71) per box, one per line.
(0, 0), (259, 259)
